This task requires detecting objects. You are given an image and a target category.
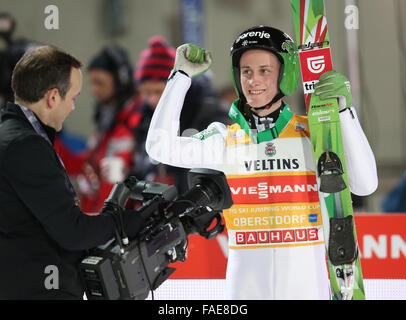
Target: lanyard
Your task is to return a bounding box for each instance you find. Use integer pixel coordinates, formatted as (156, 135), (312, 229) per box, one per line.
(19, 105), (80, 205)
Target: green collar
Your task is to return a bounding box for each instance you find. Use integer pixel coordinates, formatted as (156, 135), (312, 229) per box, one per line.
(228, 99), (294, 143)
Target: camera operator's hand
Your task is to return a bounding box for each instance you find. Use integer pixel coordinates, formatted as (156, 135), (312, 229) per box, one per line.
(174, 44), (212, 77)
(122, 210), (148, 238)
(103, 208), (147, 239)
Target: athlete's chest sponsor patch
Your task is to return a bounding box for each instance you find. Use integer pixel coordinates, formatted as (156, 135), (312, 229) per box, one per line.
(223, 137), (315, 175)
(222, 137), (323, 249)
(228, 173), (319, 204)
(224, 202), (323, 249)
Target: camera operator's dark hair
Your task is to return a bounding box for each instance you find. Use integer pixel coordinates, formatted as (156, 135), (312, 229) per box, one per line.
(11, 45), (82, 103)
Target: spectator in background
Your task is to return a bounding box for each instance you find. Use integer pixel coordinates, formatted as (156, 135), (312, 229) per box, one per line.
(179, 71), (233, 136)
(56, 44), (142, 212)
(132, 36), (229, 193)
(218, 85), (238, 122)
(131, 36), (177, 187)
(381, 171), (406, 212)
(0, 45), (146, 299)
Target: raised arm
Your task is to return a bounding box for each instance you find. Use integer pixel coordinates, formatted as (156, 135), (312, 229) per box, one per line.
(146, 44), (227, 171)
(315, 70), (378, 196)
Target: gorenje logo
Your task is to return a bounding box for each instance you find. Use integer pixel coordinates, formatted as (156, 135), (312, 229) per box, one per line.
(307, 55), (326, 73)
(236, 30), (270, 43)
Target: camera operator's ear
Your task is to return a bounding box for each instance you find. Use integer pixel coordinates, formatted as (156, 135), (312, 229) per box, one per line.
(45, 88), (60, 109)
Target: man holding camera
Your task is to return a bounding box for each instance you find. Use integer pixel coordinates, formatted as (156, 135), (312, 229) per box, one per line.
(0, 45), (146, 299)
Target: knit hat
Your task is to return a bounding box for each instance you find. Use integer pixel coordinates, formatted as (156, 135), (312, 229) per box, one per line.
(88, 50), (116, 74)
(134, 36), (176, 83)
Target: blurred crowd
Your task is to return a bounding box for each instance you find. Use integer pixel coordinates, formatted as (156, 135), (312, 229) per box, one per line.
(3, 12), (404, 214)
(56, 36), (234, 213)
(0, 12), (235, 213)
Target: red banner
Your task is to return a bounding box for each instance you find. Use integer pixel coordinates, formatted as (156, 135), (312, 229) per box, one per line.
(171, 214), (406, 279)
(355, 214), (406, 279)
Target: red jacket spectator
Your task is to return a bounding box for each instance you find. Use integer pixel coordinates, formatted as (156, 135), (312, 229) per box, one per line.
(56, 44), (140, 213)
(55, 95), (143, 213)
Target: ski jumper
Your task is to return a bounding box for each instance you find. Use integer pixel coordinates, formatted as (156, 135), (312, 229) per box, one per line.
(146, 72), (377, 299)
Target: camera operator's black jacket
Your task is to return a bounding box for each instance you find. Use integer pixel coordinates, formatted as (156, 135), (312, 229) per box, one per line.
(0, 102), (145, 299)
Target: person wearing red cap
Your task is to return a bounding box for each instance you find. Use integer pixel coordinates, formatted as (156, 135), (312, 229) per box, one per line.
(135, 36), (176, 111)
(131, 36), (178, 186)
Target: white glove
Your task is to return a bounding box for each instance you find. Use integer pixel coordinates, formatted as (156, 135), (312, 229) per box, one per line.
(174, 44), (212, 77)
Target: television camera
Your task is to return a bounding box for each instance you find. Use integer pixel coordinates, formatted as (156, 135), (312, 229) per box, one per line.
(79, 168), (233, 300)
(0, 13), (38, 108)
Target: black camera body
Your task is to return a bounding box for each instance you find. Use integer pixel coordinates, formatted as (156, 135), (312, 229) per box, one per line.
(79, 168), (233, 300)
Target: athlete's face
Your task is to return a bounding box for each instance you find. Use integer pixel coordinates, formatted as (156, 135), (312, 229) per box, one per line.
(240, 49), (282, 116)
